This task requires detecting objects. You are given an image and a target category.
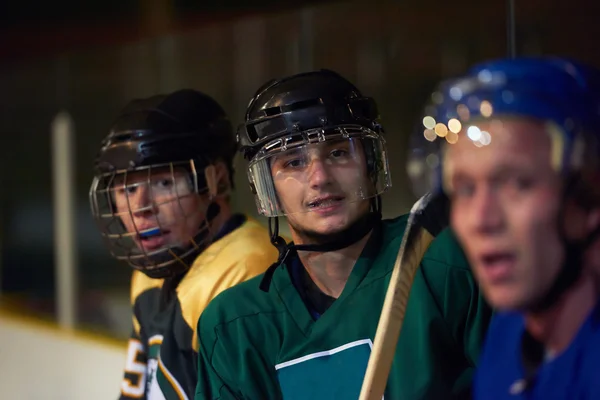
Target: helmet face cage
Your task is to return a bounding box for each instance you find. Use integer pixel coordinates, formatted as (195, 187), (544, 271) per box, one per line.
(89, 159), (221, 276)
(247, 125), (391, 217)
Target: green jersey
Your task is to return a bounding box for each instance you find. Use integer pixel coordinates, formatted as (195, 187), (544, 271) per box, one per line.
(194, 215), (492, 399)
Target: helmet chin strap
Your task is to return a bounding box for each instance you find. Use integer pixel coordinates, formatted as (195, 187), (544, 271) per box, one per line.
(259, 197), (382, 292)
(529, 178), (600, 313)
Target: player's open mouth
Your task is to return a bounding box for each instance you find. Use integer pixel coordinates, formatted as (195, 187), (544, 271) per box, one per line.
(138, 227), (169, 239)
(307, 196), (345, 209)
(137, 227), (171, 249)
(479, 252), (516, 281)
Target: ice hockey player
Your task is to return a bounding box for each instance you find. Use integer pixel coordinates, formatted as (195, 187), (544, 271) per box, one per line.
(194, 70), (492, 399)
(409, 57), (600, 399)
(89, 89), (279, 399)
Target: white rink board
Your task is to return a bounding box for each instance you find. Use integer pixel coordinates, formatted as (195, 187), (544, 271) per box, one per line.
(0, 315), (125, 400)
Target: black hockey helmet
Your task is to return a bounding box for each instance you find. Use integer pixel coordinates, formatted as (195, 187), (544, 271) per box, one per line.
(237, 70), (392, 291)
(95, 89), (236, 179)
(239, 69), (382, 159)
(237, 69), (391, 217)
(90, 89), (236, 278)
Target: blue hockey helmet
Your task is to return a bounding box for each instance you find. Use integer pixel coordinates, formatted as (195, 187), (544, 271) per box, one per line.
(407, 56), (600, 312)
(407, 56), (600, 199)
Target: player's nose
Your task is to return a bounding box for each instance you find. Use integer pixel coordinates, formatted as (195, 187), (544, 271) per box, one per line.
(129, 184), (158, 217)
(470, 186), (505, 235)
(307, 158), (333, 189)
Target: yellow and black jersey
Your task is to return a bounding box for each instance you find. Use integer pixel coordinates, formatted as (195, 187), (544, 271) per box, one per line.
(118, 215), (279, 400)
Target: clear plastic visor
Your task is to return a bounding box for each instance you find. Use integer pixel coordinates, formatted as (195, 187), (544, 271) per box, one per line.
(248, 129), (391, 217)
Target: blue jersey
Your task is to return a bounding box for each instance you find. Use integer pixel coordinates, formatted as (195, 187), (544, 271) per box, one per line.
(474, 301), (600, 400)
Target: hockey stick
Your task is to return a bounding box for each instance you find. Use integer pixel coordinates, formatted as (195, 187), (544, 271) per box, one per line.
(359, 192), (449, 400)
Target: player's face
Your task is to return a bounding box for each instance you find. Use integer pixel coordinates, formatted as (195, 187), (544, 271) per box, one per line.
(446, 118), (564, 311)
(112, 168), (207, 253)
(271, 139), (371, 237)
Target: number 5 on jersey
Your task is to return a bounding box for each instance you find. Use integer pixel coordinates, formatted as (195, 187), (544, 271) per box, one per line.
(122, 338), (148, 398)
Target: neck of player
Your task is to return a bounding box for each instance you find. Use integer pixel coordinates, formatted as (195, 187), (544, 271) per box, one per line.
(208, 200), (233, 239)
(295, 232), (373, 299)
(524, 269), (600, 357)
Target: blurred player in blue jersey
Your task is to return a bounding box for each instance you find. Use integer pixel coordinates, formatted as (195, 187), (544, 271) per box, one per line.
(408, 57), (600, 399)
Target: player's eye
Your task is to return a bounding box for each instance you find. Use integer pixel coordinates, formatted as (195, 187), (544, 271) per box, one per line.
(118, 185), (137, 195)
(512, 176), (534, 191)
(283, 158), (305, 169)
(330, 149), (348, 158)
(156, 178), (174, 188)
(451, 182), (475, 199)
(495, 174), (535, 195)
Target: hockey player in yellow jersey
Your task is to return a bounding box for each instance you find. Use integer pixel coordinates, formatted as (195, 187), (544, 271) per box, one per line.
(89, 89), (279, 400)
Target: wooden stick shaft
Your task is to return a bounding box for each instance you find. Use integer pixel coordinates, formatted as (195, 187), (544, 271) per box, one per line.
(359, 227), (435, 400)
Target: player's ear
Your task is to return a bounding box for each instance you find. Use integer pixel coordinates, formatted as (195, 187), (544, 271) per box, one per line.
(562, 196), (591, 242)
(586, 208), (600, 233)
(212, 160), (232, 196)
(562, 172), (600, 240)
(583, 208), (600, 275)
(580, 172), (600, 235)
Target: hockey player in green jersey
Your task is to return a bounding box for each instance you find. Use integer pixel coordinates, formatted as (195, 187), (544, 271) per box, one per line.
(193, 70), (492, 399)
(89, 89), (280, 400)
